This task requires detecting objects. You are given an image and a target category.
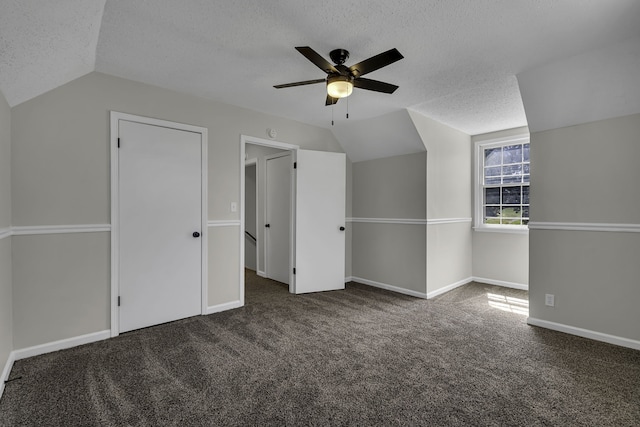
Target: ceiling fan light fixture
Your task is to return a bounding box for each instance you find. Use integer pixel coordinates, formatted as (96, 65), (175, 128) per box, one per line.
(327, 75), (353, 98)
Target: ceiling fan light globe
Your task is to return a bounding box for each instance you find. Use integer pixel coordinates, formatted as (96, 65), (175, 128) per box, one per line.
(327, 76), (353, 98)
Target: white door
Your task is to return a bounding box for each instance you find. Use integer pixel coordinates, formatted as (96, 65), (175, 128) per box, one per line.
(118, 120), (202, 333)
(265, 154), (291, 284)
(295, 150), (346, 293)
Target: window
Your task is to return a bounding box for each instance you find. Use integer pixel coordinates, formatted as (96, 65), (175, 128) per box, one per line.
(475, 136), (529, 230)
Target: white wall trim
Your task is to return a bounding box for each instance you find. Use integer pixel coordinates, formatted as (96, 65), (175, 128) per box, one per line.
(346, 217), (471, 225)
(426, 277), (474, 299)
(347, 217), (427, 225)
(427, 218), (472, 225)
(0, 351), (16, 401)
(472, 276), (528, 290)
(207, 220), (241, 227)
(205, 300), (243, 315)
(13, 330), (111, 361)
(527, 317), (640, 351)
(345, 276), (353, 283)
(11, 224), (111, 235)
(528, 221), (640, 233)
(0, 227), (10, 240)
(350, 276), (428, 299)
(257, 270), (267, 278)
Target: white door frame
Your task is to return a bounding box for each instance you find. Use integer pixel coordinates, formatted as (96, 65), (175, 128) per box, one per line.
(240, 135), (298, 301)
(110, 112), (208, 337)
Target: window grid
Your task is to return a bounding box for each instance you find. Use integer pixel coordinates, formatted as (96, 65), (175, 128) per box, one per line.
(482, 143), (530, 226)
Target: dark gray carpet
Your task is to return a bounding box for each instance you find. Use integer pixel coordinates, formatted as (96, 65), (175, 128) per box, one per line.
(1, 270), (639, 426)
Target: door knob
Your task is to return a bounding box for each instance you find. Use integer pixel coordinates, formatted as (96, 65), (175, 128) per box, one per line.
(265, 224), (271, 228)
(339, 226), (345, 231)
(193, 231), (200, 238)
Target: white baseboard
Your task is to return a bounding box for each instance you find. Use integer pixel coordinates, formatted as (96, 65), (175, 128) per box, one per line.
(527, 317), (640, 351)
(13, 330), (111, 361)
(350, 276), (428, 299)
(257, 270), (267, 278)
(472, 276), (528, 291)
(426, 277), (473, 299)
(344, 276), (353, 283)
(0, 351), (16, 401)
(205, 300), (243, 315)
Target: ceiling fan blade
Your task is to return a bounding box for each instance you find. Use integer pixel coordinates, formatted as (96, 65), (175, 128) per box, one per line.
(348, 48), (404, 78)
(296, 46), (339, 74)
(274, 78), (326, 89)
(325, 95), (339, 106)
(353, 77), (399, 94)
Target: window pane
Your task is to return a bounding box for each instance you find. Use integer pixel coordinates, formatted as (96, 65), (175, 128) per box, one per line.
(484, 187), (500, 204)
(502, 187), (521, 204)
(523, 164), (530, 174)
(484, 148), (501, 166)
(502, 164), (522, 183)
(523, 206), (529, 218)
(523, 144), (530, 162)
(503, 145), (522, 164)
(485, 177), (501, 185)
(485, 206), (501, 217)
(485, 166), (501, 177)
(501, 207), (522, 219)
(522, 186), (529, 204)
(523, 175), (530, 183)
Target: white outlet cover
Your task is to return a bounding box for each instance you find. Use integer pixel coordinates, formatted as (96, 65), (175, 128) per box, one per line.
(545, 294), (555, 307)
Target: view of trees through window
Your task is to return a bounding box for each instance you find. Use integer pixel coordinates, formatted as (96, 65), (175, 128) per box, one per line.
(483, 143), (530, 225)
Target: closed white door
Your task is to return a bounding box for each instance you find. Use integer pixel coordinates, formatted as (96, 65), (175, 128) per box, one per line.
(118, 120), (202, 333)
(295, 150), (346, 293)
(265, 154), (291, 284)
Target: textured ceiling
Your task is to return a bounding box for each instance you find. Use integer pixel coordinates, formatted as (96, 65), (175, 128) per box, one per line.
(1, 0), (640, 139)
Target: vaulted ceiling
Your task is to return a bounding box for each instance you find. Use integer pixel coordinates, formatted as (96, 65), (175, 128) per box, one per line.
(1, 1), (639, 149)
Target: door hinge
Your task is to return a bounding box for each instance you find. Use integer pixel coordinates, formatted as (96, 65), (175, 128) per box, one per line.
(293, 162), (297, 169)
(293, 268), (296, 275)
(118, 296), (121, 307)
(117, 138), (120, 148)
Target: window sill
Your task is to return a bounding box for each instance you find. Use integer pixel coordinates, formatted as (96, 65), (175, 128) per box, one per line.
(473, 226), (529, 235)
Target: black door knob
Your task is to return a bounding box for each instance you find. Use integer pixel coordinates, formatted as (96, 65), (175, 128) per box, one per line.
(265, 224), (271, 228)
(339, 226), (345, 231)
(193, 231), (200, 238)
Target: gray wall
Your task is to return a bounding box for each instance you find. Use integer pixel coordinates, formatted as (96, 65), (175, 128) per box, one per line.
(351, 152), (427, 294)
(471, 127), (529, 287)
(529, 113), (640, 341)
(10, 71), (343, 349)
(0, 89), (12, 383)
(409, 112), (472, 295)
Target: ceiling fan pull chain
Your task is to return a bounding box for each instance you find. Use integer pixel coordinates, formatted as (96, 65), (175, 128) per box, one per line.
(346, 96), (349, 119)
(331, 103), (334, 126)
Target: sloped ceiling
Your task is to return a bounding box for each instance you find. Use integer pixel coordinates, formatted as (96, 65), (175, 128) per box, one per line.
(1, 1), (640, 157)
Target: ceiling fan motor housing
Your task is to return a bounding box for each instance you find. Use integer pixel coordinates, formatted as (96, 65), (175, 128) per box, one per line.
(329, 49), (350, 65)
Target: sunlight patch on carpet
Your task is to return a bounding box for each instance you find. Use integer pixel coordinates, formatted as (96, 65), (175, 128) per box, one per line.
(487, 293), (529, 315)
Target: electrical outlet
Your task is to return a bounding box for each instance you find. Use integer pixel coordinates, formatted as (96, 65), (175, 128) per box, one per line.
(545, 294), (555, 307)
(231, 202), (237, 213)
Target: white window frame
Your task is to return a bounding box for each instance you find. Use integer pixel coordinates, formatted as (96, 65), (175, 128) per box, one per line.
(474, 134), (530, 234)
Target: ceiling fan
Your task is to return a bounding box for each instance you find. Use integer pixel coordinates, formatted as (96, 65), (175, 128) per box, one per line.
(274, 46), (404, 106)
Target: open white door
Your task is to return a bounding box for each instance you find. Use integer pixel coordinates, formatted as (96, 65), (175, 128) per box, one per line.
(295, 150), (346, 293)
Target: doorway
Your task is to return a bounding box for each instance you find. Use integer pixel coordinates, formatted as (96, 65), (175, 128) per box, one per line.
(110, 112), (208, 336)
(240, 135), (347, 303)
